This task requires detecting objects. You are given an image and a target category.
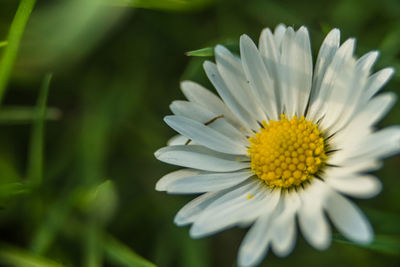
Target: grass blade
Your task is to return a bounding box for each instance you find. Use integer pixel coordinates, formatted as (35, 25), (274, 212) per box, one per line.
(104, 235), (156, 267)
(0, 0), (36, 104)
(112, 0), (215, 11)
(0, 244), (63, 267)
(27, 73), (53, 186)
(0, 106), (61, 124)
(185, 47), (214, 57)
(334, 234), (400, 255)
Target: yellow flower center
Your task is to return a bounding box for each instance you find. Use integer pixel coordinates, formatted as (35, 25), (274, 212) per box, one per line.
(248, 114), (327, 188)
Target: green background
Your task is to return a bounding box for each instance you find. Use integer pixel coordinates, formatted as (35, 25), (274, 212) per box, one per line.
(0, 0), (399, 266)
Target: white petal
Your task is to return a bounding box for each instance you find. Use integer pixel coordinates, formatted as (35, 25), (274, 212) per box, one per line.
(204, 61), (259, 131)
(298, 180), (331, 250)
(280, 26), (313, 117)
(237, 191), (281, 267)
(214, 45), (267, 122)
(270, 193), (300, 257)
(325, 51), (379, 132)
(279, 27), (296, 116)
(307, 38), (356, 122)
(259, 27), (282, 113)
(174, 190), (230, 226)
(331, 92), (397, 148)
(364, 67), (395, 100)
(240, 34), (279, 120)
(293, 26), (313, 116)
(318, 55), (358, 132)
(328, 126), (400, 166)
(155, 169), (200, 191)
(167, 135), (191, 146)
(165, 170), (254, 194)
(170, 101), (249, 146)
(155, 145), (250, 172)
(347, 126), (400, 161)
(310, 28), (340, 105)
(325, 160), (382, 175)
(356, 51), (379, 73)
(164, 115), (247, 155)
(273, 24), (287, 48)
(180, 81), (242, 130)
(190, 179), (270, 238)
(325, 174), (382, 198)
(324, 185), (373, 244)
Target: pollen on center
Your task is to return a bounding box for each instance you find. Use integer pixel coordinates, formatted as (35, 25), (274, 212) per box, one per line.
(248, 114), (327, 188)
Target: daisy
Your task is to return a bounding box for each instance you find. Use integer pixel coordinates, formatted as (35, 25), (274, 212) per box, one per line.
(154, 24), (400, 267)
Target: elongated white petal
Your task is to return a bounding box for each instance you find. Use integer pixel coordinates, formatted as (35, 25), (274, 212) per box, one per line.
(298, 180), (331, 250)
(167, 135), (191, 146)
(155, 145), (250, 172)
(270, 193), (300, 257)
(325, 175), (382, 198)
(347, 126), (400, 160)
(279, 27), (296, 116)
(364, 67), (395, 100)
(170, 101), (249, 146)
(318, 55), (358, 132)
(204, 61), (259, 131)
(293, 26), (313, 116)
(259, 27), (282, 113)
(325, 160), (382, 176)
(174, 189), (231, 226)
(164, 115), (247, 155)
(329, 126), (400, 166)
(331, 92), (397, 148)
(237, 191), (281, 267)
(180, 81), (242, 130)
(273, 24), (286, 48)
(156, 169), (200, 191)
(190, 179), (269, 238)
(240, 34), (278, 120)
(307, 38), (356, 122)
(280, 27), (313, 117)
(356, 51), (379, 73)
(324, 185), (373, 244)
(215, 45), (267, 122)
(166, 170), (254, 194)
(310, 28), (340, 105)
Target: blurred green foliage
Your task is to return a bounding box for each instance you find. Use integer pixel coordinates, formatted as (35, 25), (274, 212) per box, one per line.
(0, 0), (399, 266)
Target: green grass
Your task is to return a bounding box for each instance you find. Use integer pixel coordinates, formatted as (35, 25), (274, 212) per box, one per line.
(0, 0), (400, 266)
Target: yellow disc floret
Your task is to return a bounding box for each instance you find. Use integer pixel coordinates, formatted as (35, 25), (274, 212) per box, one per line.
(248, 114), (327, 188)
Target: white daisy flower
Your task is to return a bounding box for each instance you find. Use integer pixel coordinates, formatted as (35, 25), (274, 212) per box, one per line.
(154, 24), (400, 267)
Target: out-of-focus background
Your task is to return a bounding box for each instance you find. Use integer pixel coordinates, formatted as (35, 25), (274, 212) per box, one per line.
(0, 0), (399, 266)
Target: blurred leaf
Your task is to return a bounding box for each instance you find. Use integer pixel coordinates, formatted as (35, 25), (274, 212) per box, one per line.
(333, 234), (400, 256)
(104, 234), (156, 267)
(112, 0), (215, 11)
(26, 73), (52, 186)
(85, 224), (103, 267)
(30, 197), (73, 255)
(0, 106), (60, 124)
(0, 182), (30, 204)
(379, 24), (400, 67)
(0, 41), (7, 48)
(79, 180), (118, 224)
(185, 47), (213, 57)
(21, 0), (126, 73)
(365, 208), (400, 235)
(0, 0), (36, 104)
(0, 244), (63, 267)
(185, 41), (239, 57)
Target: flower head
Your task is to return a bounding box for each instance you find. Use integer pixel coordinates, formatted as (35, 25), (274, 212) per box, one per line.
(155, 24), (400, 267)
